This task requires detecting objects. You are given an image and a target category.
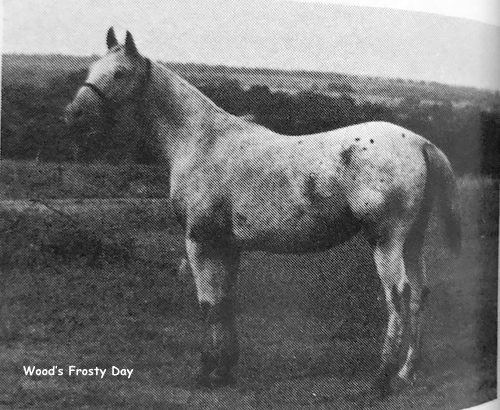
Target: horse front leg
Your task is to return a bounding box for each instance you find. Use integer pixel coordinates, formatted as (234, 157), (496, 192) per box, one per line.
(185, 237), (240, 387)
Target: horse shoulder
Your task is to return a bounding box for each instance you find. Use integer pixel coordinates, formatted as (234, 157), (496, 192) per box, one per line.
(171, 156), (233, 242)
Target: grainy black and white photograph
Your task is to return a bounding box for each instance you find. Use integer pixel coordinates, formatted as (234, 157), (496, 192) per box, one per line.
(1, 0), (498, 408)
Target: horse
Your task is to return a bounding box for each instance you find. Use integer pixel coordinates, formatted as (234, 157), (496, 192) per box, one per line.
(65, 28), (461, 397)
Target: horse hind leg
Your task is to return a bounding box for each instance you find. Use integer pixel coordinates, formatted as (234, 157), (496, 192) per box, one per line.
(371, 231), (411, 397)
(185, 238), (240, 388)
(397, 231), (430, 384)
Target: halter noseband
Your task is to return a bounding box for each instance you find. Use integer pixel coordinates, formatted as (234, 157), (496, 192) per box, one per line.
(82, 58), (152, 106)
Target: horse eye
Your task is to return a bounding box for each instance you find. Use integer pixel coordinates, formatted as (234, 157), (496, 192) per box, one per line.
(114, 70), (126, 80)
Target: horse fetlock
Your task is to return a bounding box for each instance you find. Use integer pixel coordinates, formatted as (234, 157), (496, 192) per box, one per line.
(200, 350), (218, 375)
(206, 298), (235, 325)
(397, 363), (416, 385)
(373, 361), (400, 398)
(199, 347), (237, 387)
(200, 323), (239, 382)
(392, 374), (415, 395)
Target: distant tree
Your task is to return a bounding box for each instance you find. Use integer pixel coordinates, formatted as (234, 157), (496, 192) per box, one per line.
(399, 95), (421, 111)
(359, 102), (395, 123)
(246, 85), (272, 112)
(327, 82), (355, 94)
(480, 110), (500, 176)
(199, 79), (247, 115)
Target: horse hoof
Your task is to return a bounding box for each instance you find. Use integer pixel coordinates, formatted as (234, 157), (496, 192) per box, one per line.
(195, 371), (235, 389)
(194, 373), (212, 389)
(393, 374), (414, 391)
(377, 383), (393, 399)
(212, 371), (236, 388)
(371, 377), (393, 399)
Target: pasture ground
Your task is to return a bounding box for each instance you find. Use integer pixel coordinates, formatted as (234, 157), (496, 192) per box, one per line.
(0, 174), (497, 409)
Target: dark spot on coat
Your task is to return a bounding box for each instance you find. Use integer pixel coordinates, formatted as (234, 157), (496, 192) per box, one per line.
(367, 237), (376, 247)
(294, 205), (306, 218)
(235, 213), (248, 226)
(188, 198), (232, 245)
(370, 139), (374, 144)
(171, 197), (187, 229)
(386, 187), (405, 217)
(298, 140), (303, 144)
(390, 283), (411, 314)
(403, 283), (411, 301)
(340, 145), (355, 166)
(199, 302), (211, 322)
(402, 133), (405, 138)
(362, 147), (367, 151)
(305, 173), (317, 198)
(420, 286), (431, 310)
(392, 285), (401, 312)
(355, 138), (360, 142)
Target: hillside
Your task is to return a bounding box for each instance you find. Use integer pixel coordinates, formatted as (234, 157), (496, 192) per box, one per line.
(2, 52), (498, 176)
(3, 53), (499, 110)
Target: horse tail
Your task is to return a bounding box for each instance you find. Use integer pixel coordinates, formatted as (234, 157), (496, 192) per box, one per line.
(422, 143), (462, 253)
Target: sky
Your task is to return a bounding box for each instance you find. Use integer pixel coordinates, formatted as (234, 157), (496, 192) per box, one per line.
(1, 0), (499, 89)
(301, 0), (500, 25)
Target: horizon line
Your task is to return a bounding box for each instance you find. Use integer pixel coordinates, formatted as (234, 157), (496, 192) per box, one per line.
(3, 51), (499, 93)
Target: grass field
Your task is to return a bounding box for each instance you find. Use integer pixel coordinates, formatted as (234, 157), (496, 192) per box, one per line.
(0, 160), (170, 200)
(0, 168), (497, 409)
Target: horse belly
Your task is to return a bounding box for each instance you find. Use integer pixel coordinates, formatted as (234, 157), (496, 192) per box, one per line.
(232, 207), (360, 254)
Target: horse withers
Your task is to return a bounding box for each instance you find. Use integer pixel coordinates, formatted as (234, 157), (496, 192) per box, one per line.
(65, 28), (461, 397)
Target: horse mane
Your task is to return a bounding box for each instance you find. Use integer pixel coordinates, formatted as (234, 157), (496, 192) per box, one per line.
(146, 58), (260, 140)
(153, 60), (229, 116)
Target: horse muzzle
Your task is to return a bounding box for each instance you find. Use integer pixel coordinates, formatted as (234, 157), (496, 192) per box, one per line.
(65, 101), (104, 131)
(65, 103), (82, 125)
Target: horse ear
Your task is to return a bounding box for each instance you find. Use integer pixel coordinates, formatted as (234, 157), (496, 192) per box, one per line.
(124, 31), (139, 56)
(106, 27), (118, 49)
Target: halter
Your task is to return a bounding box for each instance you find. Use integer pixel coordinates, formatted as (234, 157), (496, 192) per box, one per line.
(82, 58), (152, 107)
(79, 58), (151, 132)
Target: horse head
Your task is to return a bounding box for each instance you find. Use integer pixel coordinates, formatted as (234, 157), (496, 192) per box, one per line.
(65, 27), (151, 130)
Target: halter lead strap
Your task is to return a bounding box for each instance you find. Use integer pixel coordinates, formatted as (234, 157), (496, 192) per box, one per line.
(82, 58), (152, 105)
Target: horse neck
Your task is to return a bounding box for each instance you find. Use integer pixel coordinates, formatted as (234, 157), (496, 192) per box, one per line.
(142, 62), (230, 164)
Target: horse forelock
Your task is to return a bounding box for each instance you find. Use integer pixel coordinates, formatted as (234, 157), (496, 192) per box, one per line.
(108, 45), (123, 53)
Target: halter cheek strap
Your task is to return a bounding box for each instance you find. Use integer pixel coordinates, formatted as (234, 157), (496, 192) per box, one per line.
(82, 82), (108, 102)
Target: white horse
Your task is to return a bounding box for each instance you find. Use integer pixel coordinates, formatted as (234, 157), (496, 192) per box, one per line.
(65, 28), (461, 397)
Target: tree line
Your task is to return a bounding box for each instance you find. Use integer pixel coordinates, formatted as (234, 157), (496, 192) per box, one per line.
(2, 69), (499, 176)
